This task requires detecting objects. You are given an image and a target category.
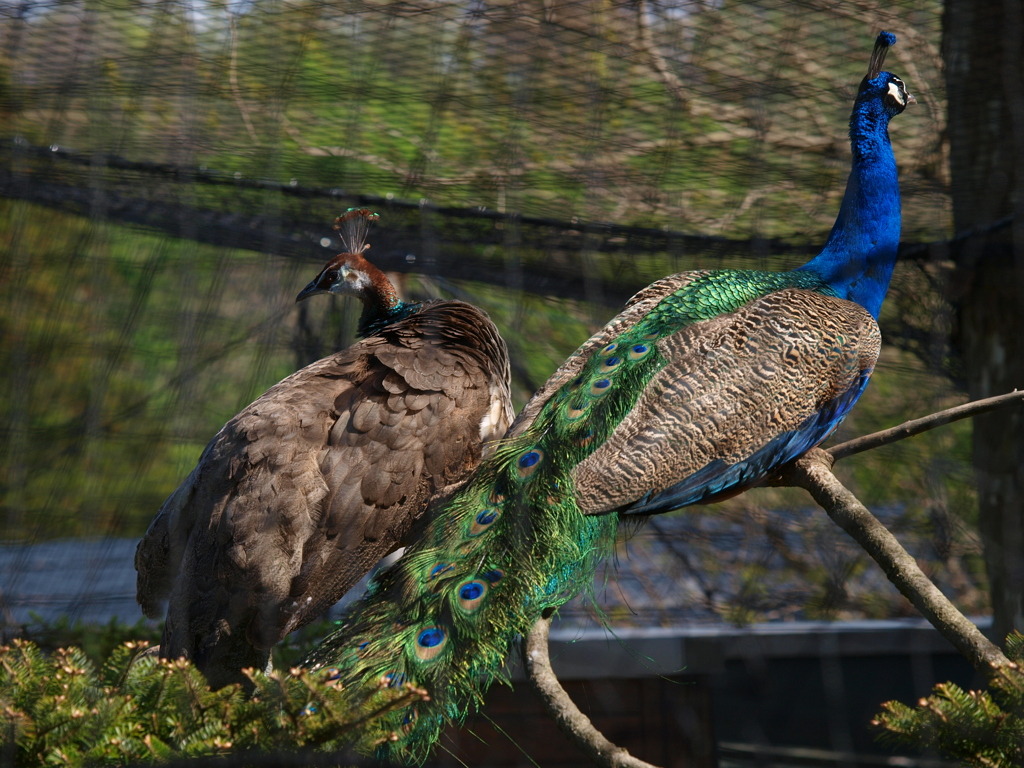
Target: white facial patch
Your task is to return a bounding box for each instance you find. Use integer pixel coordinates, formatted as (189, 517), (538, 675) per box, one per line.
(887, 81), (905, 106)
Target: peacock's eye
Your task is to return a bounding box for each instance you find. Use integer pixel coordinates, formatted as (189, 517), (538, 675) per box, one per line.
(323, 269), (339, 283)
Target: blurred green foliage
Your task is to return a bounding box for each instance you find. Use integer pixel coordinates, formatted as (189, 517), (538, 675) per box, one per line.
(0, 199), (304, 539)
(2, 0), (947, 234)
(0, 0), (986, 621)
(0, 199), (979, 557)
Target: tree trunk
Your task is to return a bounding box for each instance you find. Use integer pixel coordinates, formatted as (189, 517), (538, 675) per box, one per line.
(944, 0), (1024, 645)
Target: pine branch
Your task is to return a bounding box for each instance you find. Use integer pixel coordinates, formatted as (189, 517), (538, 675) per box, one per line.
(0, 640), (426, 766)
(872, 633), (1024, 765)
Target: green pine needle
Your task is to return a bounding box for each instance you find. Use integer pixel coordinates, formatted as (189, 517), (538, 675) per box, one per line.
(874, 632), (1024, 767)
(0, 639), (421, 766)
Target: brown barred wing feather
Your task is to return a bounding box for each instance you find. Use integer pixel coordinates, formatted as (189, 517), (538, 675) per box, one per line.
(573, 290), (880, 515)
(135, 300), (511, 688)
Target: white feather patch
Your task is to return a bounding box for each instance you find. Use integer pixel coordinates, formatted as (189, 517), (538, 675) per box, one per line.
(478, 385), (508, 446)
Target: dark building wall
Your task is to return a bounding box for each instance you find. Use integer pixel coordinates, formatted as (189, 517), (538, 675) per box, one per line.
(423, 621), (988, 766)
(433, 675), (716, 768)
(709, 652), (979, 755)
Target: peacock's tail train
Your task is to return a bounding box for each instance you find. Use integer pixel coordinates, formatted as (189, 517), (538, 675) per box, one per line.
(303, 270), (839, 759)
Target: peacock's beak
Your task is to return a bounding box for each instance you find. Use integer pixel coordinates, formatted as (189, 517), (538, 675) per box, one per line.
(906, 91), (917, 105)
(296, 279), (325, 302)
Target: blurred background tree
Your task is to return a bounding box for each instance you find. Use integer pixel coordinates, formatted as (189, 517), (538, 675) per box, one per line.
(944, 0), (1024, 649)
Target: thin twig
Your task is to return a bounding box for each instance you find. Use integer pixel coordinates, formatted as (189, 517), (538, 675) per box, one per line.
(228, 14), (259, 145)
(776, 449), (1013, 681)
(522, 614), (660, 768)
(633, 0), (688, 109)
(828, 390), (1024, 460)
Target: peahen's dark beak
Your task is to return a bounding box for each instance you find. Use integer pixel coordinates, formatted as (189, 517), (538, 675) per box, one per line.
(296, 279), (325, 303)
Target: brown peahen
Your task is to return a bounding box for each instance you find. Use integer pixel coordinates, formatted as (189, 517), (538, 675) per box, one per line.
(134, 209), (513, 689)
(303, 33), (914, 761)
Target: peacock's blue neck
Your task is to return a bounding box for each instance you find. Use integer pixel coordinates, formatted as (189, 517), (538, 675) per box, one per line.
(358, 299), (418, 337)
(796, 96), (901, 319)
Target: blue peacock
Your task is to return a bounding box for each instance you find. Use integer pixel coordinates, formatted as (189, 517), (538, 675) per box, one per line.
(304, 32), (914, 759)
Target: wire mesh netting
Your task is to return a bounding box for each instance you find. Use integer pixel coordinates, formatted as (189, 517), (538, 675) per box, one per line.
(0, 0), (993, 762)
(0, 0), (978, 625)
(0, 0), (974, 634)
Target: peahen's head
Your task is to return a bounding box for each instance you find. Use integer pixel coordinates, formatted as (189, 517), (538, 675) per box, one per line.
(854, 31), (916, 119)
(296, 208), (401, 313)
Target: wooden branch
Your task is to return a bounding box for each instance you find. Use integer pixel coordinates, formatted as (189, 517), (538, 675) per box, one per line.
(228, 14), (260, 145)
(828, 390), (1024, 460)
(521, 393), (1024, 766)
(776, 448), (1012, 681)
(522, 614), (660, 768)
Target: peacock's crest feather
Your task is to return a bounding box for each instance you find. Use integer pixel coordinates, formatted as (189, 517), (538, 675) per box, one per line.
(865, 30), (897, 83)
(333, 207), (378, 254)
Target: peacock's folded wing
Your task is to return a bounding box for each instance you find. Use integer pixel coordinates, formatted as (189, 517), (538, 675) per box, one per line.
(572, 287), (880, 516)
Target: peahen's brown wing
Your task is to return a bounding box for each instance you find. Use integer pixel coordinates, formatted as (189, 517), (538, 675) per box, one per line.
(135, 301), (511, 685)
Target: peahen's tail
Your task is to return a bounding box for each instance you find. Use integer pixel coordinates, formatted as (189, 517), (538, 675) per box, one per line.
(304, 436), (618, 759)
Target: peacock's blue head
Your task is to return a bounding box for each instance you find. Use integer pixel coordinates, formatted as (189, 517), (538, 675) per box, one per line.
(857, 71), (915, 117)
(799, 30), (914, 316)
(854, 32), (916, 119)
